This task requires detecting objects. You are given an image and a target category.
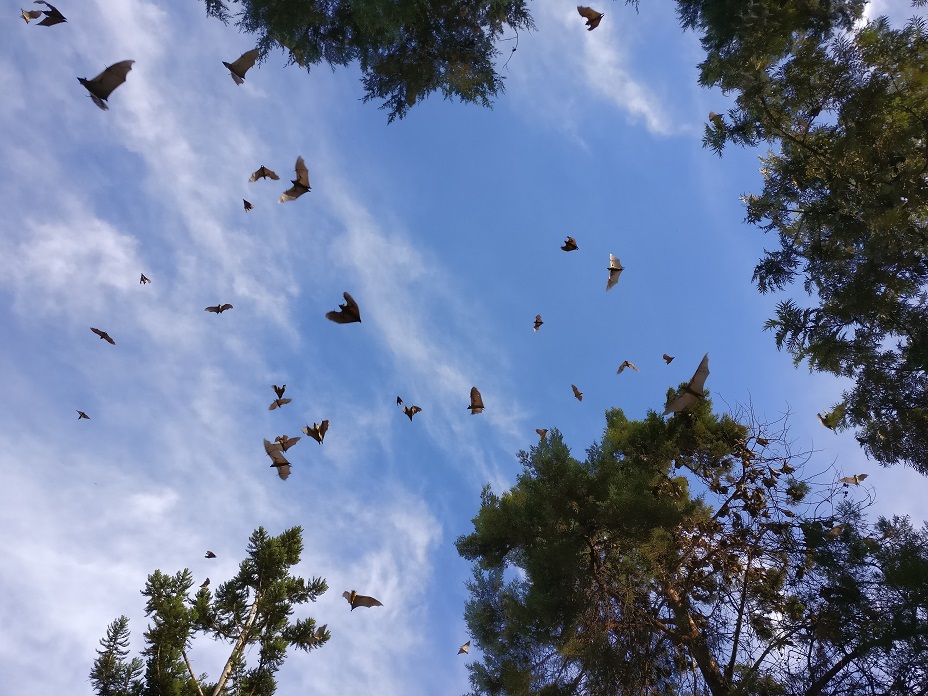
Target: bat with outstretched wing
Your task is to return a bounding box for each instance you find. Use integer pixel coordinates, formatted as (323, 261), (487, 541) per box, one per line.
(302, 420), (329, 444)
(458, 641), (470, 654)
(243, 199), (254, 212)
(205, 304), (233, 314)
(268, 398), (292, 411)
(223, 48), (259, 85)
(279, 156), (311, 202)
(561, 236), (578, 252)
(249, 165), (279, 182)
(200, 578), (210, 589)
(77, 410), (90, 419)
(90, 327), (115, 344)
(577, 6), (603, 30)
(839, 474), (868, 485)
(326, 292), (361, 324)
(264, 438), (292, 479)
(606, 254), (624, 291)
(205, 551), (216, 558)
(34, 1), (66, 26)
(78, 60), (134, 110)
(468, 386), (484, 414)
(396, 397), (422, 421)
(274, 434), (301, 451)
(663, 353), (710, 415)
(817, 402), (846, 430)
(533, 315), (543, 332)
(572, 384), (583, 401)
(273, 384), (286, 399)
(617, 361), (639, 374)
(662, 354), (674, 364)
(140, 273), (151, 284)
(22, 8), (42, 22)
(535, 428), (547, 441)
(343, 590), (383, 610)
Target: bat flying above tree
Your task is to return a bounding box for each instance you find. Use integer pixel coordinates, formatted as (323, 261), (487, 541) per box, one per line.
(840, 474), (869, 486)
(90, 327), (115, 344)
(533, 315), (543, 332)
(222, 48), (259, 85)
(458, 641), (470, 655)
(536, 428), (548, 441)
(205, 304), (233, 314)
(663, 353), (710, 416)
(577, 6), (604, 30)
(76, 410), (90, 420)
(342, 590), (382, 610)
(302, 420), (329, 444)
(139, 273), (151, 284)
(817, 402), (846, 430)
(249, 165), (279, 182)
(78, 60), (134, 110)
(32, 1), (66, 26)
(279, 156), (311, 203)
(326, 292), (361, 324)
(468, 386), (484, 414)
(396, 396), (422, 421)
(200, 578), (210, 589)
(617, 360), (639, 374)
(264, 438), (292, 479)
(606, 254), (624, 291)
(561, 236), (578, 252)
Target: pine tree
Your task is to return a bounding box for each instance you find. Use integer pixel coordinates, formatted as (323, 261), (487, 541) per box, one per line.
(90, 615), (144, 696)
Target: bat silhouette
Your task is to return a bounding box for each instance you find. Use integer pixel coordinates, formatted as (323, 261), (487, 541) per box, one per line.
(755, 437), (769, 447)
(536, 428), (548, 441)
(223, 48), (259, 85)
(617, 361), (639, 374)
(343, 590), (383, 610)
(468, 386), (484, 414)
(243, 199), (254, 212)
(34, 1), (66, 26)
(662, 354), (674, 364)
(78, 60), (134, 110)
(840, 474), (869, 485)
(249, 165), (279, 182)
(606, 254), (624, 291)
(264, 438), (292, 479)
(663, 353), (710, 415)
(533, 315), (543, 332)
(273, 384), (286, 399)
(200, 578), (210, 589)
(76, 410), (90, 420)
(302, 420), (329, 444)
(561, 236), (578, 252)
(139, 273), (151, 284)
(205, 551), (217, 559)
(458, 641), (470, 655)
(274, 434), (301, 451)
(817, 402), (846, 430)
(279, 156), (311, 202)
(577, 6), (603, 30)
(205, 304), (233, 314)
(326, 292), (361, 324)
(396, 397), (422, 421)
(572, 384), (583, 401)
(90, 327), (115, 344)
(268, 397), (292, 411)
(22, 8), (42, 22)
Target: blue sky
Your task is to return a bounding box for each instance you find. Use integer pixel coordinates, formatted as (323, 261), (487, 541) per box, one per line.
(0, 0), (925, 693)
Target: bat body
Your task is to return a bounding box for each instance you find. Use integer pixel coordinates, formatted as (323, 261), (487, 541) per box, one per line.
(268, 398), (292, 411)
(273, 384), (286, 399)
(205, 304), (233, 314)
(817, 402), (846, 430)
(561, 236), (578, 252)
(840, 474), (869, 485)
(572, 384), (583, 401)
(223, 48), (259, 85)
(22, 9), (43, 22)
(279, 156), (311, 202)
(275, 434), (301, 451)
(302, 420), (329, 444)
(577, 6), (603, 30)
(90, 327), (115, 344)
(200, 578), (210, 588)
(78, 60), (134, 110)
(617, 361), (639, 374)
(34, 1), (66, 26)
(397, 397), (422, 421)
(533, 315), (543, 332)
(243, 199), (254, 212)
(606, 254), (624, 291)
(249, 165), (279, 182)
(342, 590), (383, 610)
(76, 410), (90, 420)
(264, 438), (292, 479)
(663, 353), (710, 416)
(468, 386), (484, 414)
(326, 292), (361, 324)
(662, 354), (674, 364)
(458, 641), (470, 655)
(709, 111), (724, 129)
(140, 273), (151, 284)
(205, 551), (216, 559)
(536, 428), (548, 441)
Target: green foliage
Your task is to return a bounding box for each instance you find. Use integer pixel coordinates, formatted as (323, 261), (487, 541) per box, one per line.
(90, 526), (329, 696)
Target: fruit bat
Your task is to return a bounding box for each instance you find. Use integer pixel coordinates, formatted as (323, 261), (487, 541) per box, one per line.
(275, 434), (301, 451)
(561, 236), (578, 252)
(78, 60), (134, 111)
(606, 254), (624, 291)
(577, 6), (603, 30)
(200, 578), (210, 588)
(243, 199), (254, 212)
(617, 360), (639, 374)
(22, 8), (42, 22)
(396, 397), (422, 421)
(827, 523), (846, 538)
(311, 624), (328, 643)
(709, 111), (725, 129)
(249, 165), (279, 182)
(756, 437), (769, 447)
(662, 354), (674, 364)
(205, 551), (217, 558)
(279, 156), (311, 202)
(326, 292), (361, 324)
(139, 273), (151, 284)
(205, 304), (233, 314)
(840, 474), (869, 485)
(302, 420), (329, 444)
(273, 384), (286, 399)
(536, 428), (548, 441)
(663, 353), (710, 415)
(268, 398), (292, 411)
(533, 315), (543, 332)
(34, 1), (66, 26)
(90, 327), (115, 344)
(572, 384), (583, 401)
(468, 386), (484, 414)
(817, 402), (846, 431)
(343, 590), (383, 610)
(458, 641), (470, 655)
(264, 438), (292, 479)
(223, 48), (259, 85)
(76, 410), (90, 419)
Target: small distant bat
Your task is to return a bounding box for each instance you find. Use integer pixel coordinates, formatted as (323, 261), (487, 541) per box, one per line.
(249, 165), (279, 182)
(617, 361), (639, 374)
(78, 60), (134, 110)
(76, 410), (90, 420)
(536, 428), (548, 441)
(274, 434), (301, 451)
(273, 384), (286, 399)
(342, 590), (383, 610)
(662, 354), (674, 364)
(34, 1), (66, 26)
(205, 551), (216, 559)
(755, 437), (769, 447)
(817, 402), (846, 431)
(90, 327), (115, 344)
(839, 474), (869, 486)
(264, 438), (292, 479)
(200, 578), (210, 589)
(22, 8), (43, 22)
(708, 111), (725, 129)
(468, 386), (484, 414)
(561, 236), (578, 252)
(326, 291), (361, 324)
(572, 384), (583, 401)
(268, 397), (292, 411)
(279, 156), (311, 203)
(139, 273), (151, 284)
(396, 397), (422, 421)
(223, 48), (259, 85)
(302, 420), (329, 444)
(243, 199), (254, 212)
(780, 462), (795, 475)
(606, 254), (624, 291)
(533, 315), (543, 332)
(205, 304), (233, 314)
(458, 641), (470, 655)
(827, 524), (846, 538)
(577, 6), (603, 30)
(312, 624), (328, 643)
(663, 353), (710, 416)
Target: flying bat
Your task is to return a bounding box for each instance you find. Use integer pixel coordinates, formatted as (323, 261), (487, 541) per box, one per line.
(397, 397), (422, 421)
(533, 315), (543, 332)
(273, 384), (286, 399)
(205, 551), (216, 558)
(274, 434), (301, 451)
(139, 273), (151, 284)
(343, 590), (383, 610)
(536, 428), (548, 441)
(76, 410), (90, 420)
(200, 578), (210, 589)
(572, 384), (583, 401)
(662, 354), (674, 364)
(223, 48), (259, 85)
(205, 304), (233, 314)
(458, 641), (470, 655)
(606, 254), (624, 291)
(663, 353), (710, 416)
(78, 60), (134, 110)
(279, 156), (311, 203)
(617, 361), (639, 374)
(22, 8), (42, 22)
(90, 327), (115, 344)
(249, 165), (279, 182)
(243, 199), (254, 212)
(268, 398), (292, 411)
(34, 1), (66, 26)
(302, 420), (329, 444)
(468, 386), (484, 414)
(577, 6), (604, 30)
(817, 402), (846, 430)
(561, 236), (578, 252)
(264, 438), (292, 479)
(326, 291), (361, 324)
(840, 474), (869, 486)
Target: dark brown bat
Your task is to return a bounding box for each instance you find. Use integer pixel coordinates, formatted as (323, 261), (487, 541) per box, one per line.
(617, 361), (639, 374)
(273, 384), (286, 399)
(343, 590), (383, 610)
(662, 354), (674, 364)
(533, 315), (543, 332)
(536, 428), (548, 441)
(22, 8), (42, 22)
(264, 438), (292, 479)
(275, 434), (301, 451)
(572, 384), (583, 401)
(200, 578), (210, 588)
(279, 156), (311, 202)
(458, 641), (470, 655)
(249, 165), (279, 182)
(223, 48), (259, 85)
(577, 5), (603, 30)
(326, 292), (361, 324)
(663, 353), (710, 416)
(78, 60), (134, 110)
(34, 1), (66, 26)
(397, 397), (422, 421)
(606, 254), (624, 291)
(205, 304), (233, 314)
(268, 397), (292, 411)
(76, 410), (90, 420)
(205, 551), (216, 559)
(561, 236), (578, 252)
(139, 273), (151, 284)
(90, 327), (115, 344)
(468, 386), (484, 414)
(302, 420), (329, 444)
(243, 199), (254, 212)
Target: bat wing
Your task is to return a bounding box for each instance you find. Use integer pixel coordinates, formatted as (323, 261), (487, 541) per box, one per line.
(278, 183), (308, 203)
(23, 9), (43, 21)
(572, 384), (583, 401)
(318, 420), (329, 441)
(80, 60), (134, 108)
(273, 462), (291, 480)
(268, 398), (292, 411)
(353, 593), (383, 608)
(249, 165), (280, 182)
(280, 436), (301, 451)
(397, 396), (404, 406)
(205, 305), (220, 313)
(326, 292), (361, 323)
(663, 391), (698, 416)
(536, 428), (547, 439)
(220, 304), (233, 312)
(205, 551), (216, 558)
(458, 641), (470, 654)
(227, 48), (259, 79)
(469, 387), (484, 413)
(243, 199), (254, 212)
(405, 405), (421, 420)
(663, 354), (674, 364)
(606, 254), (624, 291)
(294, 156), (310, 188)
(561, 236), (578, 251)
(687, 353), (710, 395)
(577, 5), (599, 20)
